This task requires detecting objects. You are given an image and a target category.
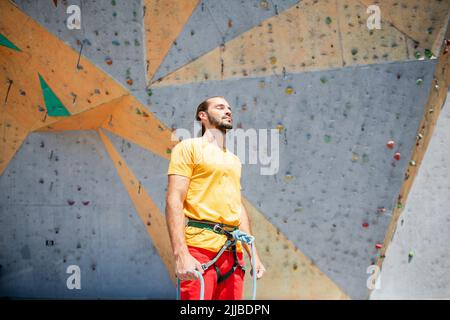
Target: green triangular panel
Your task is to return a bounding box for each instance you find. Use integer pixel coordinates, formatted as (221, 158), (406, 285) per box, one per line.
(0, 33), (21, 52)
(38, 73), (71, 117)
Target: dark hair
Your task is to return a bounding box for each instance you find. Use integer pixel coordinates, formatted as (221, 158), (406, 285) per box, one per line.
(196, 96), (224, 136)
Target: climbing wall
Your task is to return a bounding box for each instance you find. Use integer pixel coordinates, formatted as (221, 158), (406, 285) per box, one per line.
(1, 0), (449, 299)
(370, 90), (450, 299)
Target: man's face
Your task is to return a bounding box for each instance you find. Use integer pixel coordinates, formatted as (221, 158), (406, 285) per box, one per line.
(203, 97), (233, 131)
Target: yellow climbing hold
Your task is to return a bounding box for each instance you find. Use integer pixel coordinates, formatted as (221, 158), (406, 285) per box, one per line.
(285, 86), (294, 95)
(276, 124), (285, 132)
(270, 56), (277, 65)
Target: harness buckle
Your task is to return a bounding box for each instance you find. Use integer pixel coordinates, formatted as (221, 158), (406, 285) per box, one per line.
(213, 224), (224, 234)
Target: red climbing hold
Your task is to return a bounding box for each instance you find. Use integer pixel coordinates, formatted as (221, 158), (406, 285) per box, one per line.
(394, 152), (401, 161)
(362, 222), (369, 228)
(375, 243), (383, 249)
(387, 140), (395, 149)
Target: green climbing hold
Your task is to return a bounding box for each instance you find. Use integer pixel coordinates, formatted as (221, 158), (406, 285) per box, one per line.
(111, 0), (116, 5)
(424, 49), (433, 59)
(324, 135), (332, 143)
(416, 78), (423, 85)
(408, 251), (414, 258)
(320, 77), (328, 84)
(362, 153), (369, 163)
(38, 73), (70, 117)
(351, 48), (358, 56)
(0, 33), (21, 52)
(147, 88), (153, 96)
(415, 51), (422, 59)
(325, 16), (332, 25)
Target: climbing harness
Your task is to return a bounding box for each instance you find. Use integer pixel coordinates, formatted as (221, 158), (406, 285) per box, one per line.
(176, 218), (257, 300)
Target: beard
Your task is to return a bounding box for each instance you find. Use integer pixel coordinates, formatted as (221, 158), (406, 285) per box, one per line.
(207, 112), (233, 132)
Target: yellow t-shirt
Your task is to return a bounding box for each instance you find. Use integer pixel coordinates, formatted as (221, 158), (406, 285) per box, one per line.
(167, 136), (243, 253)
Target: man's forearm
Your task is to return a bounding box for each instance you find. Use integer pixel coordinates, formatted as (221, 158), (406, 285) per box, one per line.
(165, 198), (188, 257)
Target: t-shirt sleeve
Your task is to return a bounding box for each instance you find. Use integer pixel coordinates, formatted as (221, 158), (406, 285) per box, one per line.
(167, 140), (194, 178)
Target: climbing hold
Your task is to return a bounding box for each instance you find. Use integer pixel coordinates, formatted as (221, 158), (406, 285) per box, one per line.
(324, 135), (332, 143)
(416, 78), (423, 85)
(424, 49), (433, 59)
(77, 186), (82, 191)
(258, 80), (266, 88)
(362, 222), (369, 228)
(39, 178), (44, 184)
(394, 152), (401, 161)
(67, 200), (75, 206)
(126, 78), (133, 86)
(285, 86), (294, 95)
(147, 88), (153, 96)
(112, 40), (120, 46)
(397, 202), (403, 209)
(386, 140), (395, 149)
(166, 148), (172, 154)
(111, 0), (116, 5)
(414, 51), (422, 59)
(325, 16), (332, 24)
(136, 108), (141, 115)
(228, 19), (233, 28)
(417, 133), (423, 140)
(82, 201), (90, 206)
(320, 77), (327, 84)
(105, 58), (113, 65)
(276, 124), (284, 132)
(260, 0), (269, 9)
(396, 74), (401, 80)
(409, 160), (416, 166)
(351, 153), (359, 162)
(375, 243), (383, 250)
(351, 48), (358, 56)
(270, 56), (277, 65)
(284, 175), (293, 182)
(362, 153), (369, 163)
(377, 207), (386, 214)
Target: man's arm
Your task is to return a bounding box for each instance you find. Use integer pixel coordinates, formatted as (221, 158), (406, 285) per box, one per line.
(239, 203), (266, 279)
(165, 174), (203, 280)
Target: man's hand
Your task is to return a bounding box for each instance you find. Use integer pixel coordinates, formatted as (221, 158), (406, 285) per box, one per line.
(175, 251), (204, 281)
(250, 254), (266, 280)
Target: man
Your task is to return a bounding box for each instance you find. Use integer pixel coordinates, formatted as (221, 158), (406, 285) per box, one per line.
(165, 96), (265, 300)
